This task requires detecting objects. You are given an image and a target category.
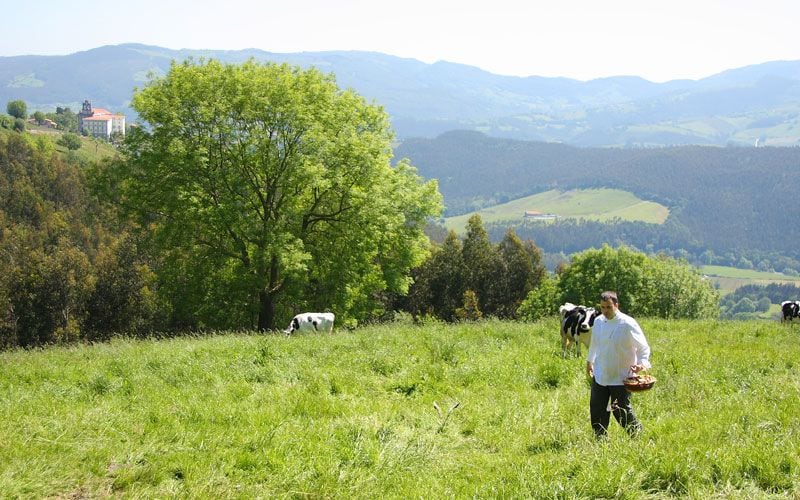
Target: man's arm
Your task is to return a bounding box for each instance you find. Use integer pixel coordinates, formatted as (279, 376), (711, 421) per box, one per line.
(629, 319), (651, 370)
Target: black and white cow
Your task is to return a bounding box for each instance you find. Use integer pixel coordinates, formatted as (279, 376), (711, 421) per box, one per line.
(284, 312), (335, 334)
(559, 302), (599, 357)
(781, 301), (800, 324)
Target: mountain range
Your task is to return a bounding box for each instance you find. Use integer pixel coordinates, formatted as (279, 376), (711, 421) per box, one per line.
(3, 43), (800, 147)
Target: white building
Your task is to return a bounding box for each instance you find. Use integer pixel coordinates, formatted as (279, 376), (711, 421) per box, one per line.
(78, 100), (125, 139)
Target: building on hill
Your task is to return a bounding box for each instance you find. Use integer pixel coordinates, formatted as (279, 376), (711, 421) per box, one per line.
(524, 210), (558, 220)
(78, 100), (125, 139)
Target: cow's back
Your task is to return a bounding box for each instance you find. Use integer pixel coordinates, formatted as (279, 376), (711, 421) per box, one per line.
(317, 312), (335, 333)
(286, 312), (336, 334)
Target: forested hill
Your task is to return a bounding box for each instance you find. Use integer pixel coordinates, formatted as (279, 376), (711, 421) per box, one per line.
(395, 131), (800, 258)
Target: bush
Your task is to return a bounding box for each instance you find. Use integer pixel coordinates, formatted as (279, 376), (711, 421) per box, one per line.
(556, 245), (719, 319)
(57, 133), (82, 151)
(517, 274), (560, 321)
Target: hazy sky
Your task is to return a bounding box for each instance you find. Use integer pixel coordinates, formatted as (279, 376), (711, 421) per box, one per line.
(3, 0), (799, 82)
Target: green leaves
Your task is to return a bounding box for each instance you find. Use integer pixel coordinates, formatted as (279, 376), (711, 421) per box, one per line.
(557, 245), (719, 319)
(114, 59), (442, 329)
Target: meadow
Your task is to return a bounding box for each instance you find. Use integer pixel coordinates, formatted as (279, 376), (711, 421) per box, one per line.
(702, 265), (800, 296)
(444, 189), (669, 232)
(1, 319), (798, 498)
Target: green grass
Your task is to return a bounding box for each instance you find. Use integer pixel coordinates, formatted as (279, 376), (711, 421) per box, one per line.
(2, 124), (119, 163)
(1, 319), (798, 497)
(702, 265), (800, 281)
(702, 265), (800, 295)
(444, 188), (669, 232)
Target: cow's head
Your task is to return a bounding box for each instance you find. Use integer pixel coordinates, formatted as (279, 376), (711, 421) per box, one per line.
(583, 307), (599, 330)
(284, 317), (300, 335)
(575, 306), (598, 332)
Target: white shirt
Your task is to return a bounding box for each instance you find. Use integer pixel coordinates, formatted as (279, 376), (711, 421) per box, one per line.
(587, 310), (651, 386)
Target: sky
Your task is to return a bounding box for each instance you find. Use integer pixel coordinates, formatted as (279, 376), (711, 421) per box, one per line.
(3, 0), (800, 82)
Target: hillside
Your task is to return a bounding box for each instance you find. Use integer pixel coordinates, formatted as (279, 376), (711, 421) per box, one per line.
(1, 319), (797, 497)
(396, 131), (800, 261)
(1, 123), (118, 164)
(2, 44), (800, 146)
(444, 188), (669, 231)
(701, 265), (800, 295)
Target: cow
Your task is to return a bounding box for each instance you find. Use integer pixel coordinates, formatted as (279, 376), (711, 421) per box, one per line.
(559, 302), (599, 357)
(781, 301), (800, 324)
(284, 312), (335, 335)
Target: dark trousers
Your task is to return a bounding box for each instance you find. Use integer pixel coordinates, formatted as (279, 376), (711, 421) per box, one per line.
(590, 378), (642, 437)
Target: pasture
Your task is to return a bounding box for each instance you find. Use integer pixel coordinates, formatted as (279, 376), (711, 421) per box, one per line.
(1, 319), (798, 497)
(702, 265), (800, 296)
(444, 188), (669, 232)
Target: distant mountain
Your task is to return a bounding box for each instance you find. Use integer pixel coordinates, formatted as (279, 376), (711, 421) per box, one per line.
(2, 43), (800, 146)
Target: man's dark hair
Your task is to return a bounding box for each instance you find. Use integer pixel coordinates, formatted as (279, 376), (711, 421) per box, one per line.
(600, 291), (618, 304)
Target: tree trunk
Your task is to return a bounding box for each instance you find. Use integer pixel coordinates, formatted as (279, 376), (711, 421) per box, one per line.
(258, 290), (275, 332)
(257, 254), (281, 331)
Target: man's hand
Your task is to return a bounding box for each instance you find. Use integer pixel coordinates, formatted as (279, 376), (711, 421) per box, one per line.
(586, 361), (594, 378)
(630, 363), (645, 373)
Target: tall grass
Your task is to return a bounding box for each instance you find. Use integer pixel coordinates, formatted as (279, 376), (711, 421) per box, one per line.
(1, 319), (798, 497)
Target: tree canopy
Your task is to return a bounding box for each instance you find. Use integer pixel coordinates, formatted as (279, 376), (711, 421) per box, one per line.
(106, 59), (441, 330)
(6, 100), (27, 120)
(405, 215), (546, 321)
(0, 132), (158, 348)
(57, 133), (82, 151)
(556, 245), (719, 319)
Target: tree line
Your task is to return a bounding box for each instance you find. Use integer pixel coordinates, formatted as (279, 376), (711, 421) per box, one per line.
(719, 283), (800, 320)
(4, 99), (80, 134)
(484, 218), (800, 276)
(402, 215), (547, 321)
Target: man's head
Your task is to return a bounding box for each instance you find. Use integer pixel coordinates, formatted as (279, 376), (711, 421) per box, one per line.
(599, 291), (619, 319)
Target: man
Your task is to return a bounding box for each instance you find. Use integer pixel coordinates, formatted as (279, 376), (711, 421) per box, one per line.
(586, 291), (651, 438)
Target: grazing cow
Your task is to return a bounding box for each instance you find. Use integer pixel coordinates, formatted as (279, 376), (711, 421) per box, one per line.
(781, 301), (800, 324)
(559, 302), (599, 357)
(284, 312), (335, 334)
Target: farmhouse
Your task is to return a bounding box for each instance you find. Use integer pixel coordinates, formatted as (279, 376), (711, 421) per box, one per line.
(78, 100), (125, 139)
(524, 210), (558, 220)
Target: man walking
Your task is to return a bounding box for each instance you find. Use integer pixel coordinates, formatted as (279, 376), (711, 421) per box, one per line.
(586, 291), (652, 438)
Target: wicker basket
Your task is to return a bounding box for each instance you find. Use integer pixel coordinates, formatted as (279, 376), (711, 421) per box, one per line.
(623, 371), (656, 392)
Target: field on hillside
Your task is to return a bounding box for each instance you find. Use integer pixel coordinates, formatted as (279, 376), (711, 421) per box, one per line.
(702, 265), (800, 295)
(3, 125), (119, 163)
(444, 189), (669, 232)
(1, 319), (798, 497)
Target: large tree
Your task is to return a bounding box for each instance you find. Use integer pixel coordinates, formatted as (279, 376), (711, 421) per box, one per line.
(461, 214), (503, 316)
(108, 59), (441, 330)
(406, 230), (467, 321)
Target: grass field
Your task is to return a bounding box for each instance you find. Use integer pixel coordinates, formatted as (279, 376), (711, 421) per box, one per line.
(1, 319), (798, 497)
(702, 265), (800, 296)
(3, 125), (119, 163)
(444, 188), (669, 232)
